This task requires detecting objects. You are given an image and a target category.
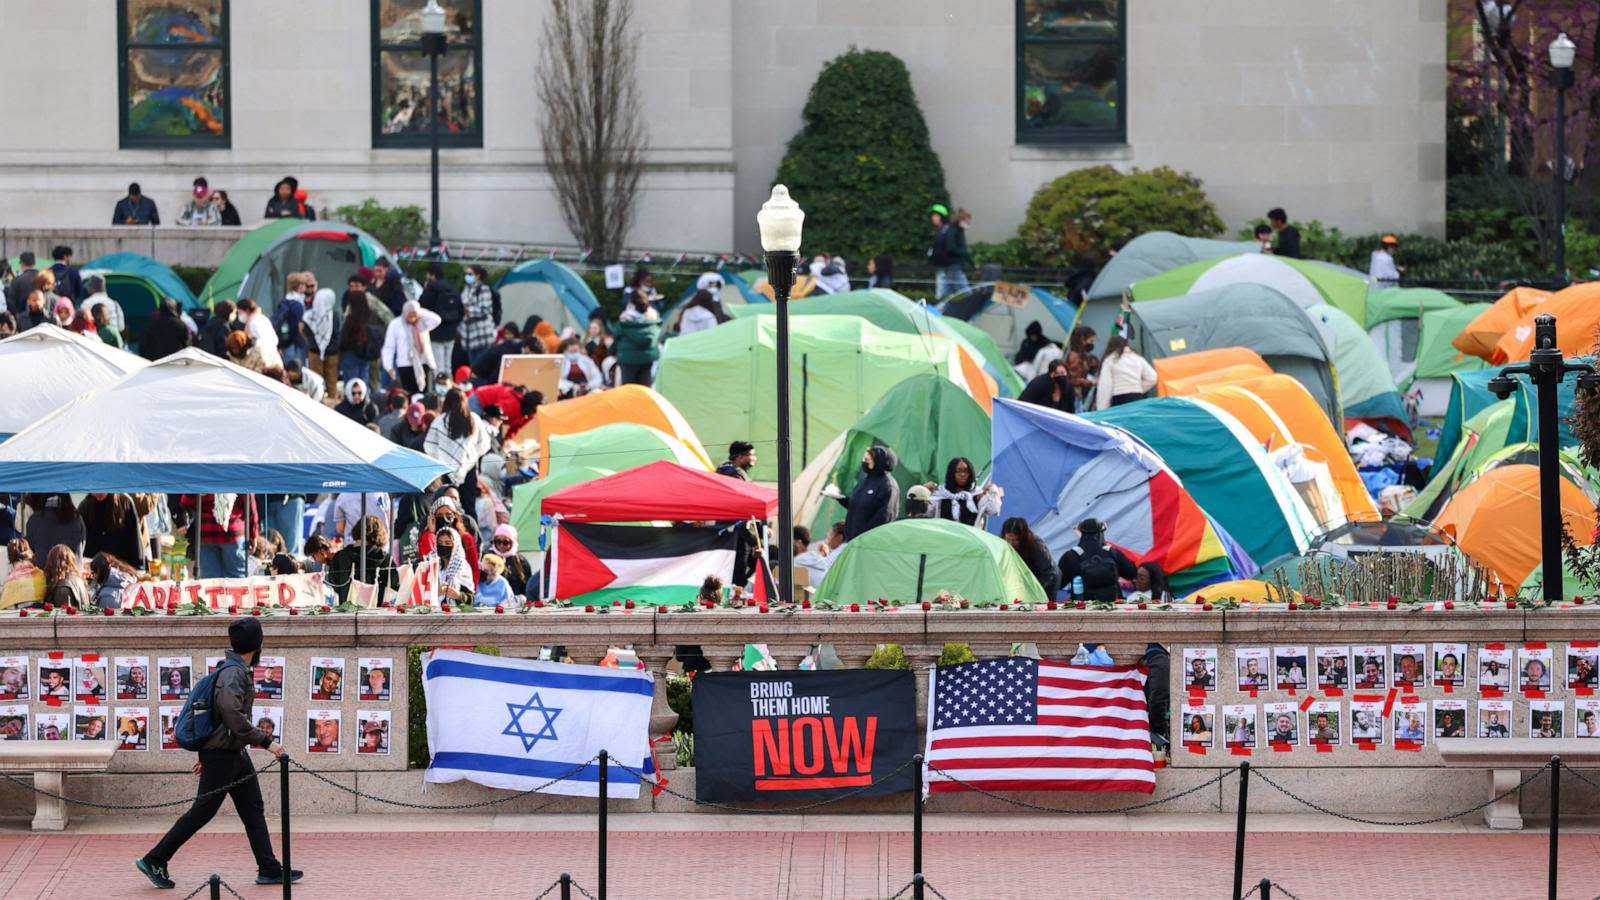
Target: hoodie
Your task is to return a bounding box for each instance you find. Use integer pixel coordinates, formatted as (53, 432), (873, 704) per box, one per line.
(335, 379), (381, 427)
(839, 446), (899, 540)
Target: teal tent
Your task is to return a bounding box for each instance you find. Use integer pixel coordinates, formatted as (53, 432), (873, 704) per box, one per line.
(81, 252), (202, 342)
(1078, 231), (1259, 338)
(1435, 360), (1590, 468)
(495, 259), (601, 335)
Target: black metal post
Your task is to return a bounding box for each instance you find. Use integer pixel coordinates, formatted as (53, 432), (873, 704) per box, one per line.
(912, 753), (924, 900)
(766, 250), (798, 606)
(1549, 756), (1560, 900)
(422, 30), (446, 255)
(597, 750), (608, 900)
(1553, 67), (1572, 282)
(279, 755), (291, 900)
(1259, 878), (1271, 900)
(208, 873), (221, 900)
(1233, 762), (1250, 900)
(560, 873), (572, 900)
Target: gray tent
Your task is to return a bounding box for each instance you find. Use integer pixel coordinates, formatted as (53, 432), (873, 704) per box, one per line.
(1129, 283), (1341, 426)
(1078, 231), (1258, 338)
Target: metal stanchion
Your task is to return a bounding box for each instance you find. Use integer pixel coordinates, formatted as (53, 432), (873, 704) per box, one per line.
(1259, 877), (1271, 899)
(560, 872), (572, 900)
(1233, 762), (1250, 900)
(597, 750), (608, 900)
(1549, 755), (1560, 900)
(280, 755), (292, 900)
(912, 753), (924, 900)
(208, 873), (222, 900)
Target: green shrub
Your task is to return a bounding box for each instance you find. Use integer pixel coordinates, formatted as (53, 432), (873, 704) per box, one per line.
(171, 265), (214, 298)
(863, 643), (912, 670)
(773, 48), (951, 263)
(1020, 165), (1223, 267)
(666, 673), (693, 735)
(407, 644), (499, 769)
(330, 198), (428, 253)
(969, 238), (1036, 270)
(1565, 223), (1600, 278)
(1344, 232), (1529, 282)
(936, 643), (977, 666)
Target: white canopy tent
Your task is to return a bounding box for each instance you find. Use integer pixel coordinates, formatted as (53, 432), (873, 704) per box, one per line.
(0, 324), (148, 440)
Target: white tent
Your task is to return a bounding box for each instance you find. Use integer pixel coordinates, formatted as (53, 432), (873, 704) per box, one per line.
(0, 349), (447, 494)
(0, 324), (147, 440)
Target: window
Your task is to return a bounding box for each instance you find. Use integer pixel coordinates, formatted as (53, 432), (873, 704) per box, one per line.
(1016, 0), (1126, 144)
(117, 0), (230, 149)
(371, 0), (483, 148)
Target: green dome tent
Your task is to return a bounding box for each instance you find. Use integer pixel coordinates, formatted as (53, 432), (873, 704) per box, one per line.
(545, 422), (706, 481)
(1364, 287), (1479, 389)
(1131, 253), (1371, 324)
(200, 220), (393, 318)
(80, 252), (202, 344)
(655, 315), (969, 482)
(494, 259), (600, 335)
(1077, 231), (1259, 338)
(813, 518), (1047, 606)
(1304, 303), (1409, 438)
(938, 284), (1078, 356)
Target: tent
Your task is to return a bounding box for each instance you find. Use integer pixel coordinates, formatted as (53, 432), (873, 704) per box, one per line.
(1363, 287), (1471, 385)
(1409, 304), (1489, 417)
(544, 422), (709, 480)
(655, 314), (968, 481)
(202, 220), (393, 316)
(1078, 231), (1259, 338)
(541, 460), (777, 523)
(80, 252), (202, 341)
(1156, 349), (1273, 395)
(494, 259), (601, 335)
(1405, 401), (1515, 519)
(1433, 464), (1596, 589)
(509, 465), (614, 550)
(1490, 283), (1600, 364)
(1453, 286), (1551, 360)
(1179, 579), (1300, 605)
(1130, 253), (1371, 323)
(730, 288), (1021, 399)
(1434, 360), (1589, 468)
(813, 518), (1047, 606)
(0, 349), (447, 493)
(1085, 397), (1319, 565)
(1303, 303), (1409, 438)
(809, 375), (992, 534)
(510, 384), (713, 476)
(662, 266), (771, 335)
(940, 316), (1022, 398)
(938, 284), (1078, 351)
(0, 325), (148, 440)
(989, 398), (1253, 592)
(1129, 284), (1341, 427)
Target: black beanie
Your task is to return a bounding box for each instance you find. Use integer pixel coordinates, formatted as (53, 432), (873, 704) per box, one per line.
(229, 617), (263, 655)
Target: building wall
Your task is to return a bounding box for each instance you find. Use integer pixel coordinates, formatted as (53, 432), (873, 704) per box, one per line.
(0, 0), (1444, 257)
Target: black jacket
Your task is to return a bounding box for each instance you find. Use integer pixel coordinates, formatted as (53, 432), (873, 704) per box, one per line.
(388, 419), (428, 452)
(470, 339), (522, 382)
(113, 195), (159, 225)
(205, 651), (272, 751)
(335, 398), (381, 428)
(715, 462), (751, 481)
(5, 268), (37, 316)
(198, 316), (233, 357)
(140, 309), (191, 360)
(839, 446), (899, 540)
(1015, 538), (1060, 598)
(371, 276), (406, 318)
(49, 263), (82, 302)
(1018, 372), (1075, 414)
(264, 197), (314, 220)
(79, 497), (144, 567)
(1058, 539), (1137, 600)
(1275, 225), (1302, 259)
(419, 280), (463, 342)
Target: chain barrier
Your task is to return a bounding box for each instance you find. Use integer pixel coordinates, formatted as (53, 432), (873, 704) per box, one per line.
(887, 877), (950, 900)
(1249, 764), (1549, 828)
(284, 755), (595, 811)
(0, 758), (279, 811)
(1560, 761), (1600, 793)
(178, 875), (248, 900)
(608, 755), (921, 814)
(924, 762), (1235, 814)
(1240, 881), (1302, 900)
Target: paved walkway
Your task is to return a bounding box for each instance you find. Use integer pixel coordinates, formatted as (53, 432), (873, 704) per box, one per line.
(1, 815), (1598, 899)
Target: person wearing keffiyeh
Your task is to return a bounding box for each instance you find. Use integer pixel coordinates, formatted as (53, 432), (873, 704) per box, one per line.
(435, 526), (474, 604)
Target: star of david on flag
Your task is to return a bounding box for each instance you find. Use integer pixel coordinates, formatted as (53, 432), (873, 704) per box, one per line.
(422, 649), (657, 798)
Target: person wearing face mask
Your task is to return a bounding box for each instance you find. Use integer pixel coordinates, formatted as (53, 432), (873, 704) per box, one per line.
(1017, 358), (1077, 414)
(822, 446), (899, 541)
(556, 337), (605, 398)
(416, 497), (479, 588)
(459, 265), (496, 361)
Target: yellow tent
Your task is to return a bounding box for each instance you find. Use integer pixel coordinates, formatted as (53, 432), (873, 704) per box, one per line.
(1453, 286), (1550, 361)
(1154, 348), (1272, 396)
(1433, 464), (1596, 588)
(510, 384), (713, 474)
(1489, 283), (1600, 364)
(1180, 579), (1301, 604)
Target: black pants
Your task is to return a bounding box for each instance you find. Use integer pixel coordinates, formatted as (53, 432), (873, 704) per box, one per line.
(618, 363), (652, 386)
(147, 749), (279, 874)
(396, 365), (429, 395)
(1111, 392), (1145, 407)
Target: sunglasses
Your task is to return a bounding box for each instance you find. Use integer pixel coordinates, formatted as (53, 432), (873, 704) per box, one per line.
(492, 538), (513, 547)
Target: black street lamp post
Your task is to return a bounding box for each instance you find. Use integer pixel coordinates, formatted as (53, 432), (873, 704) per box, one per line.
(757, 186), (805, 607)
(420, 0), (447, 256)
(1487, 315), (1598, 604)
(1549, 32), (1576, 282)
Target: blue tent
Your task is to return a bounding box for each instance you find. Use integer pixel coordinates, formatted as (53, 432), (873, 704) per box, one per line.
(495, 259), (601, 333)
(0, 349), (447, 493)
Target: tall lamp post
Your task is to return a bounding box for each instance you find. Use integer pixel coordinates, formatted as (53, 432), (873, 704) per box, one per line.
(757, 186), (804, 606)
(1550, 32), (1576, 282)
(420, 0), (447, 256)
(1487, 315), (1597, 604)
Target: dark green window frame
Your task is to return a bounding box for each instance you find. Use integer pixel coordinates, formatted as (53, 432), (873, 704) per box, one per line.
(117, 0), (231, 150)
(1016, 1), (1127, 145)
(370, 0), (484, 149)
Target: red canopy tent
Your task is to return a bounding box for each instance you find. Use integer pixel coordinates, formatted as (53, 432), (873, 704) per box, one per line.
(541, 460), (778, 523)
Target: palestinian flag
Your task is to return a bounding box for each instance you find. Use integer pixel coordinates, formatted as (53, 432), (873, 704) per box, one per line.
(551, 523), (737, 606)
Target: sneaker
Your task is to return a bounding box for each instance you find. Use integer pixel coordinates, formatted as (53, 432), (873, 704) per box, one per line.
(135, 857), (175, 889)
(255, 869), (304, 885)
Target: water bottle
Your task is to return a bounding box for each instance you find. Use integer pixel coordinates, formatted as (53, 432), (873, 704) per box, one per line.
(1072, 576), (1084, 599)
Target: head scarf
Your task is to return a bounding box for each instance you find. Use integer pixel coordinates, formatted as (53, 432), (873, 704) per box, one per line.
(304, 287), (336, 352)
(344, 378), (368, 405)
(52, 296), (74, 323)
(405, 401), (426, 429)
(436, 526), (473, 592)
(492, 524), (519, 556)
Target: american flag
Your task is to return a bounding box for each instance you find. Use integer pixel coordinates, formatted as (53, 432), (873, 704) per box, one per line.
(924, 658), (1154, 794)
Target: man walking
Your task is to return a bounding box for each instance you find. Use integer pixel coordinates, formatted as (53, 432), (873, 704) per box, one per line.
(136, 618), (301, 889)
(419, 262), (463, 373)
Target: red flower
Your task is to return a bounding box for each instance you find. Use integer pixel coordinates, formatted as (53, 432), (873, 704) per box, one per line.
(1444, 600), (1455, 610)
(922, 601), (933, 610)
(1287, 601), (1298, 610)
(801, 598), (812, 609)
(624, 600), (635, 610)
(65, 606), (77, 616)
(1386, 598), (1398, 610)
(585, 604), (595, 613)
(1000, 603), (1010, 611)
(1506, 599), (1517, 609)
(17, 610), (26, 618)
(849, 603), (860, 612)
(1202, 603), (1213, 611)
(758, 605), (769, 614)
(1075, 601), (1086, 609)
(165, 607), (175, 617)
(958, 599), (969, 609)
(251, 608), (262, 616)
(1046, 600), (1057, 610)
(656, 605), (668, 614)
(102, 608), (115, 617)
(289, 608), (299, 616)
(532, 599), (544, 608)
(41, 603), (53, 612)
(494, 605), (505, 614)
(1137, 602), (1147, 610)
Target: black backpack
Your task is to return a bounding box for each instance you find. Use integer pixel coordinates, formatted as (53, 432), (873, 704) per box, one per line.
(928, 225), (952, 267)
(1073, 545), (1119, 593)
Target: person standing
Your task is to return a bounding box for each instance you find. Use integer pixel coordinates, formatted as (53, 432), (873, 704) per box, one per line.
(1057, 518), (1136, 600)
(716, 442), (755, 480)
(6, 251), (38, 317)
(418, 262), (463, 373)
(179, 494), (256, 579)
(613, 293), (661, 386)
(303, 286), (341, 391)
(1369, 235), (1403, 287)
(369, 259), (406, 318)
(382, 300), (441, 394)
(272, 273), (309, 366)
(234, 299), (279, 361)
(140, 299), (192, 360)
(828, 447), (899, 541)
(926, 457), (1001, 528)
(459, 265), (496, 362)
(113, 183), (159, 225)
(425, 394), (494, 535)
(136, 618), (300, 889)
(80, 275), (126, 338)
(1267, 208), (1301, 259)
(1093, 335), (1157, 409)
(49, 246), (82, 302)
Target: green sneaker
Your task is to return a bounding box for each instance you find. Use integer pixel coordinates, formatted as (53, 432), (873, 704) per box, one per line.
(135, 857), (175, 889)
(255, 869), (304, 885)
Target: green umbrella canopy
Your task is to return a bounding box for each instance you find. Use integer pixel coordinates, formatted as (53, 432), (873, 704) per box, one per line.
(1131, 253), (1370, 323)
(813, 518), (1047, 606)
(1364, 287), (1463, 329)
(656, 314), (963, 482)
(812, 374), (992, 534)
(509, 465), (615, 549)
(544, 422), (706, 481)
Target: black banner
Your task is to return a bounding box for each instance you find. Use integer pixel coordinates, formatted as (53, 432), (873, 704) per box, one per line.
(693, 670), (917, 802)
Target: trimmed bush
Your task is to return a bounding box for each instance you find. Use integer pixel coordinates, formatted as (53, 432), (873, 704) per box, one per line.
(936, 643), (977, 666)
(863, 643), (912, 670)
(330, 198), (428, 253)
(1019, 165), (1224, 267)
(773, 48), (951, 263)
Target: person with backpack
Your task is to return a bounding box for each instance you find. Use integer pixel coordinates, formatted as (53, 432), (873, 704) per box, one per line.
(1057, 517), (1136, 601)
(419, 262), (464, 374)
(136, 617), (301, 890)
(272, 271), (310, 366)
(928, 204), (973, 300)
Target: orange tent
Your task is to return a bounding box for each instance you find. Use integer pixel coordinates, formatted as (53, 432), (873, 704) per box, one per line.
(1453, 286), (1550, 360)
(1433, 464), (1596, 588)
(1489, 283), (1600, 364)
(1153, 348), (1272, 396)
(1163, 363), (1277, 397)
(510, 384), (714, 474)
(1191, 374), (1378, 521)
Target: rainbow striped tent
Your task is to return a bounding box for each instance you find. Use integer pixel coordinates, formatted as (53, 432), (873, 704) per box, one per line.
(990, 399), (1254, 593)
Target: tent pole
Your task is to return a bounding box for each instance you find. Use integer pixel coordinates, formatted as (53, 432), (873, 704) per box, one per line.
(196, 495), (204, 580)
(359, 494), (368, 588)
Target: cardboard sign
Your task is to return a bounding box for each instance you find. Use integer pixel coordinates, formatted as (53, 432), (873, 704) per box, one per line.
(120, 573), (328, 610)
(992, 281), (1031, 308)
(498, 354), (562, 399)
(604, 264), (625, 289)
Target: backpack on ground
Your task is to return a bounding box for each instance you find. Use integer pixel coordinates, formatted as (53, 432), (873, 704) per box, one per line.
(174, 659), (245, 751)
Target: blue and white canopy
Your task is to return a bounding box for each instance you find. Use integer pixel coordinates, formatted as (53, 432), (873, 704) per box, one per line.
(0, 324), (148, 441)
(0, 349), (448, 493)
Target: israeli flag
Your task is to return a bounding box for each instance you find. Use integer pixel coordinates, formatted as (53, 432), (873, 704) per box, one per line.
(422, 649), (656, 798)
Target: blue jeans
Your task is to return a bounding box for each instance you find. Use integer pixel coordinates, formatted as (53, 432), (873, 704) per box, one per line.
(197, 538), (246, 579)
(339, 351), (370, 385)
(280, 343), (308, 366)
(935, 266), (970, 300)
(264, 496), (305, 556)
